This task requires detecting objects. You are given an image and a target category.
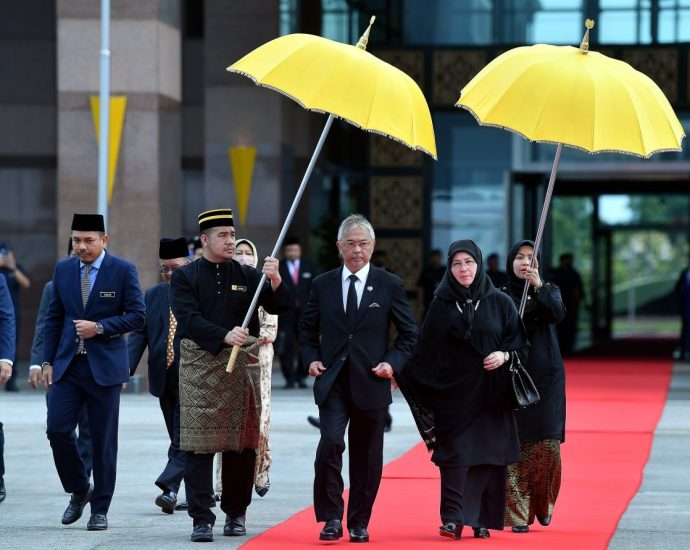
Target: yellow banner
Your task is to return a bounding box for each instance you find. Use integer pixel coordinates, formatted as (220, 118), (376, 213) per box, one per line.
(90, 96), (127, 203)
(229, 146), (257, 227)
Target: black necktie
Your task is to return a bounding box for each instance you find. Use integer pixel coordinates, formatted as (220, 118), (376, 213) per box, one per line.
(346, 274), (358, 325)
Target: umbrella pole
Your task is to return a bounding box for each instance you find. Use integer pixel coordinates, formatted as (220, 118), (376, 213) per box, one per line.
(226, 114), (336, 373)
(519, 142), (564, 317)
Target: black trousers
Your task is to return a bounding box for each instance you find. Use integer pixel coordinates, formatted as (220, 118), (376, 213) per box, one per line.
(278, 318), (304, 386)
(439, 464), (508, 530)
(314, 368), (387, 529)
(155, 372), (185, 494)
(184, 448), (255, 525)
(46, 355), (121, 514)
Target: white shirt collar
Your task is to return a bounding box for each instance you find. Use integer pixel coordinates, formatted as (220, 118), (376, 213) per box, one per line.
(342, 262), (371, 284)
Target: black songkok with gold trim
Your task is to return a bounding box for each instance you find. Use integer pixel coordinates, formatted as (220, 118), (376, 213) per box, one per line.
(198, 208), (234, 232)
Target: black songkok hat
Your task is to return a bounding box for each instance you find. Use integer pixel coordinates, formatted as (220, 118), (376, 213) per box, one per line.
(284, 236), (300, 246)
(159, 237), (189, 260)
(198, 208), (234, 232)
(71, 213), (105, 232)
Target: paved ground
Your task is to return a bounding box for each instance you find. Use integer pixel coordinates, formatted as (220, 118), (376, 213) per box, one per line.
(1, 361), (688, 549)
(609, 361), (690, 549)
(0, 369), (419, 549)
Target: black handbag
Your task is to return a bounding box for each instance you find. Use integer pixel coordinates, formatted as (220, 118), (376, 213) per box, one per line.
(508, 353), (540, 409)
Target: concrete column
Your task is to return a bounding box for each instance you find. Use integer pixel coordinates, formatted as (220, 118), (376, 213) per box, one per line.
(56, 0), (182, 289)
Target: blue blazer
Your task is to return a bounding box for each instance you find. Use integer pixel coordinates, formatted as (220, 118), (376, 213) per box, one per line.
(0, 274), (16, 361)
(128, 282), (179, 398)
(43, 252), (145, 386)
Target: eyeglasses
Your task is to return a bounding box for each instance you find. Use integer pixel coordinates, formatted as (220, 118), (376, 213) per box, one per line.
(341, 240), (373, 250)
(160, 264), (186, 274)
(451, 260), (477, 270)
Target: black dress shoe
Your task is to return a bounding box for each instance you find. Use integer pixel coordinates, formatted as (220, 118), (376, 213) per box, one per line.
(255, 479), (270, 497)
(319, 519), (343, 541)
(155, 491), (177, 514)
(0, 477), (6, 503)
(512, 525), (529, 533)
(307, 416), (321, 429)
(439, 522), (463, 539)
(223, 515), (246, 536)
(537, 515), (551, 526)
(297, 380), (307, 388)
(61, 483), (94, 525)
(191, 523), (214, 542)
(473, 526), (490, 538)
(175, 499), (188, 511)
(87, 514), (108, 531)
(349, 527), (369, 543)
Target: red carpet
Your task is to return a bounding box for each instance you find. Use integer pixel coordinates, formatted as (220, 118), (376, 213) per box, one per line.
(242, 358), (672, 549)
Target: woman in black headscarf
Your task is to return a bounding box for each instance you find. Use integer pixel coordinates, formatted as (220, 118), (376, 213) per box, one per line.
(400, 240), (528, 540)
(501, 240), (566, 533)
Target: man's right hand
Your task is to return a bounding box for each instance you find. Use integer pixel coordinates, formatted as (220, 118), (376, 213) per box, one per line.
(0, 361), (11, 385)
(42, 364), (54, 390)
(29, 367), (42, 389)
(308, 361), (326, 377)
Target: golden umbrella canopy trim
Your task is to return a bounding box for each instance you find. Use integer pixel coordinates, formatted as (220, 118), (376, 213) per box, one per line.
(228, 32), (437, 160)
(456, 42), (684, 158)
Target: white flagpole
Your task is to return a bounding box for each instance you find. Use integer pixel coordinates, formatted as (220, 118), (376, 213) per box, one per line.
(97, 0), (111, 229)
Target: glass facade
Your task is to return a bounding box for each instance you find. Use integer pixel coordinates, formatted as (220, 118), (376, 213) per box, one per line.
(431, 113), (512, 260)
(275, 0), (690, 344)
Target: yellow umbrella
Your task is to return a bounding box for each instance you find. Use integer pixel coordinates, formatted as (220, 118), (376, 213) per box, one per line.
(456, 19), (685, 315)
(229, 27), (436, 159)
(224, 17), (436, 371)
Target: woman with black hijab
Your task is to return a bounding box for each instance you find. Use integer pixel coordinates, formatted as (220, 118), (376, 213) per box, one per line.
(400, 240), (528, 540)
(502, 240), (566, 533)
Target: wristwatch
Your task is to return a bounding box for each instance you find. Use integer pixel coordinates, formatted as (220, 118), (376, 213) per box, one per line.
(95, 322), (104, 335)
(504, 351), (510, 363)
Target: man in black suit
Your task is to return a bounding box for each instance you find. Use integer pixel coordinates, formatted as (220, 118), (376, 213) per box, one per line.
(278, 237), (315, 388)
(128, 237), (190, 514)
(299, 214), (417, 543)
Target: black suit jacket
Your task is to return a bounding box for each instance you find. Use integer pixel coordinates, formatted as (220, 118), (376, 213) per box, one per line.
(299, 265), (417, 410)
(278, 258), (316, 326)
(128, 283), (179, 398)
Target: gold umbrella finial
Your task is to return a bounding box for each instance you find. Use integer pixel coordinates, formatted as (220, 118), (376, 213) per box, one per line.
(356, 16), (376, 50)
(579, 19), (595, 53)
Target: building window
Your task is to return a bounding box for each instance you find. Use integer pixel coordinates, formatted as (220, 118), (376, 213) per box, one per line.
(659, 0), (690, 42)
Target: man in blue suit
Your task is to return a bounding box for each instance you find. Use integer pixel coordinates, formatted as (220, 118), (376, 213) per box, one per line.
(42, 213), (145, 531)
(128, 237), (190, 514)
(0, 273), (17, 503)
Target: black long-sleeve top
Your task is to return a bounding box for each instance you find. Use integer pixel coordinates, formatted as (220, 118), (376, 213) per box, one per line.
(170, 257), (290, 356)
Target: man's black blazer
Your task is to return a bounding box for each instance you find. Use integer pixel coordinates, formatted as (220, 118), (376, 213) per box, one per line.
(299, 265), (417, 410)
(128, 283), (179, 398)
